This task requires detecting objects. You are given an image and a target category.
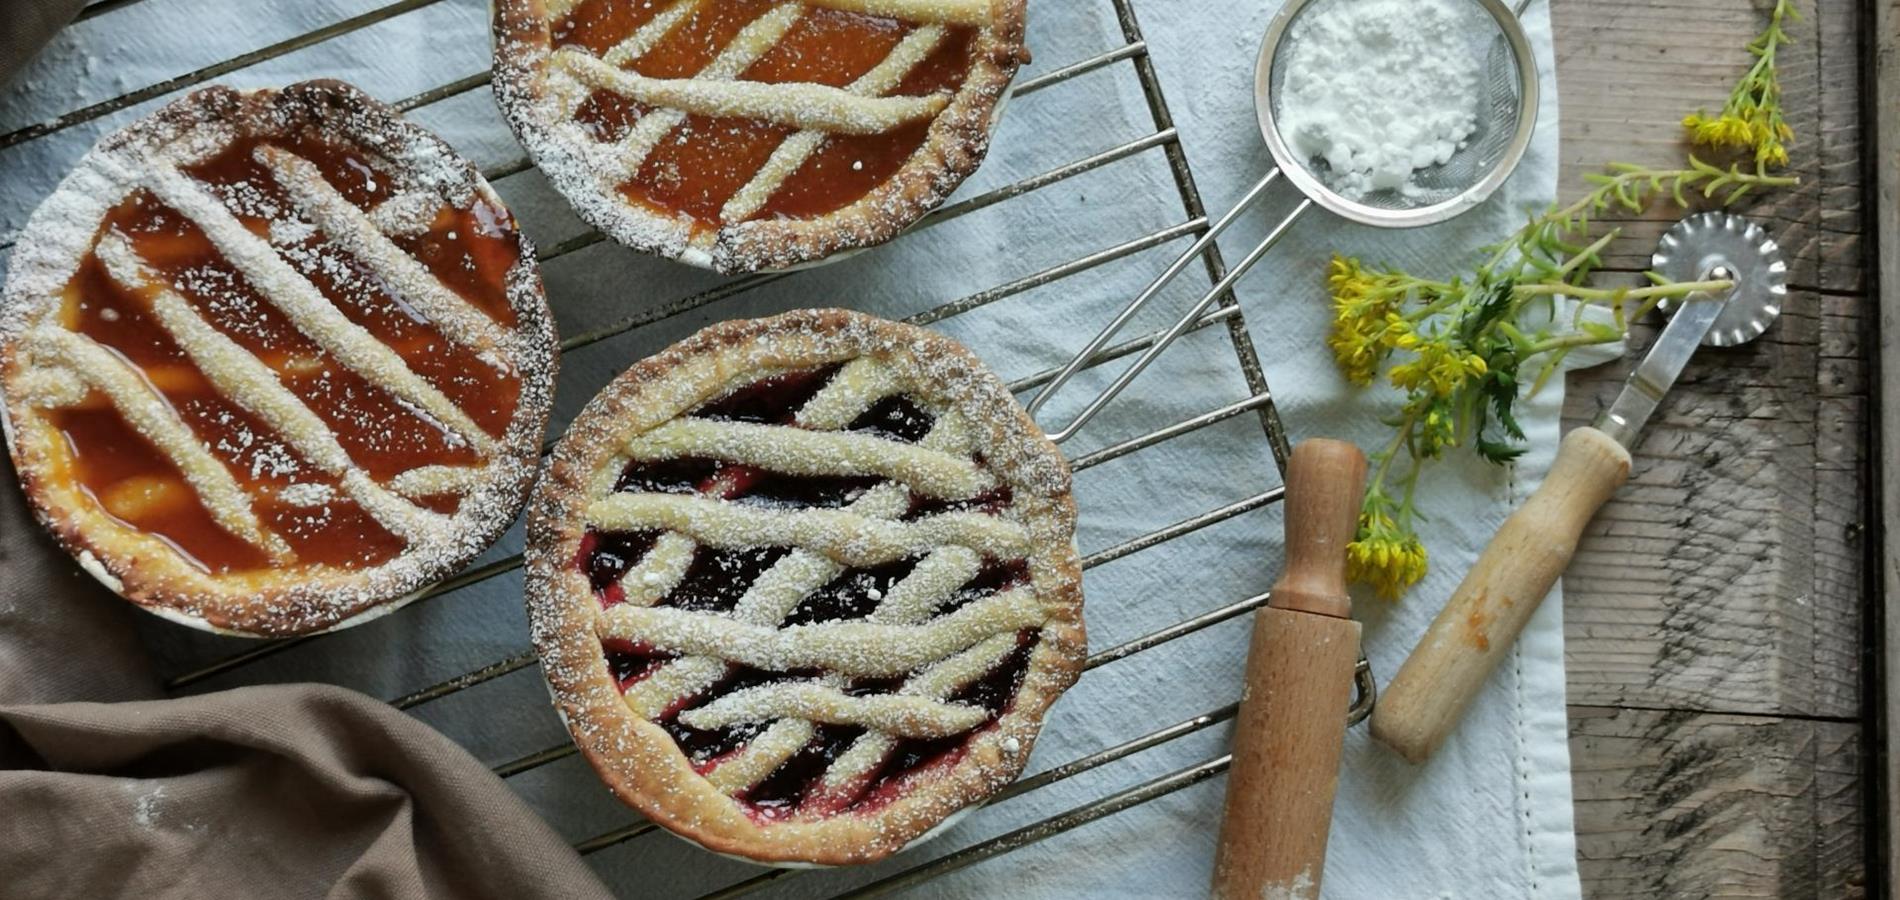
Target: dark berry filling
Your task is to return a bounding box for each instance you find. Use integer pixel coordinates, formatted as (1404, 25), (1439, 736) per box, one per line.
(934, 559), (1031, 617)
(664, 545), (793, 613)
(781, 557), (920, 626)
(691, 364), (843, 424)
(614, 456), (722, 494)
(661, 666), (810, 770)
(577, 529), (660, 606)
(847, 395), (935, 443)
(733, 473), (884, 509)
(850, 632), (1037, 809)
(741, 724), (869, 820)
(905, 484), (1013, 520)
(602, 638), (677, 689)
(664, 718), (770, 773)
(729, 631), (1040, 818)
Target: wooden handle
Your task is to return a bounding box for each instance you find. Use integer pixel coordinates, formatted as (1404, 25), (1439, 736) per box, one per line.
(1371, 427), (1632, 763)
(1272, 439), (1370, 617)
(1212, 438), (1367, 900)
(1213, 609), (1361, 900)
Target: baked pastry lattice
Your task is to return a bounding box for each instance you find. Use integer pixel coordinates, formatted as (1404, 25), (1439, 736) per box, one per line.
(526, 309), (1083, 865)
(0, 81), (556, 636)
(494, 0), (1028, 272)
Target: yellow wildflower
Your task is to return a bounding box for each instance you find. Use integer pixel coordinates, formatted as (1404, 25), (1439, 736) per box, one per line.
(1347, 509), (1429, 599)
(1683, 0), (1799, 169)
(1387, 339), (1487, 399)
(1325, 255), (1400, 385)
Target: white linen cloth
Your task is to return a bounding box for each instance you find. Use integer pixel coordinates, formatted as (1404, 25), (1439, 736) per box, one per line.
(0, 0), (1587, 896)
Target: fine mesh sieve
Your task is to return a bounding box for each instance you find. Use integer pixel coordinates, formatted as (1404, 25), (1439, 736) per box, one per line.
(1028, 0), (1541, 442)
(1257, 0), (1539, 224)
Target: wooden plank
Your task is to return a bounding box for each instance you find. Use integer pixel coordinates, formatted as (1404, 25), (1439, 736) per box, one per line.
(1568, 706), (1862, 899)
(1873, 0), (1898, 885)
(1555, 0), (1862, 720)
(1550, 0), (1870, 897)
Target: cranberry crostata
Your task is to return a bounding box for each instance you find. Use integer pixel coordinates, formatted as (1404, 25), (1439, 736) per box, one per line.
(493, 0), (1029, 273)
(525, 310), (1083, 864)
(0, 82), (556, 636)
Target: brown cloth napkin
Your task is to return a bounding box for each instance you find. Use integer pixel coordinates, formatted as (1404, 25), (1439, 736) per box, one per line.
(1, 393), (609, 893)
(0, 463), (616, 899)
(0, 686), (617, 899)
(1, 460), (615, 899)
(1, 0), (88, 85)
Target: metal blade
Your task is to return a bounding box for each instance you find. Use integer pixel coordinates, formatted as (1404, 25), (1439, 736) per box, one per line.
(1593, 288), (1728, 447)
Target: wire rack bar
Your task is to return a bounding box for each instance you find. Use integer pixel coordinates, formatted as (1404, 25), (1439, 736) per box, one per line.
(0, 0), (452, 150)
(1106, 0), (1288, 469)
(833, 754), (1232, 899)
(164, 552), (525, 689)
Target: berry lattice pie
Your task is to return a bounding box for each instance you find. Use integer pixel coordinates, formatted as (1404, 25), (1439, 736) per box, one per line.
(0, 81), (557, 636)
(525, 309), (1083, 865)
(492, 0), (1029, 273)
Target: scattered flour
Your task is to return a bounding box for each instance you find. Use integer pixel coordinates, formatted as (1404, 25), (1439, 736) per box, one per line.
(130, 782), (165, 828)
(1276, 0), (1485, 198)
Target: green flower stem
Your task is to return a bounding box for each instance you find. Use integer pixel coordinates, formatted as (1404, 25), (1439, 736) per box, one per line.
(1554, 230), (1619, 280)
(1518, 330), (1622, 359)
(1368, 412), (1416, 497)
(1513, 278), (1735, 303)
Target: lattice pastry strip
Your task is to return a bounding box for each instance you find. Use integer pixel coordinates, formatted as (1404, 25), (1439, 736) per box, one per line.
(613, 356), (967, 720)
(21, 326), (293, 561)
(256, 146), (520, 362)
(557, 51), (949, 136)
(548, 3), (806, 185)
(132, 159), (498, 455)
(699, 545), (993, 795)
(720, 24), (949, 223)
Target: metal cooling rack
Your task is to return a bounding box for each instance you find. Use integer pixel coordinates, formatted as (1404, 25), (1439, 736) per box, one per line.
(7, 0), (1315, 895)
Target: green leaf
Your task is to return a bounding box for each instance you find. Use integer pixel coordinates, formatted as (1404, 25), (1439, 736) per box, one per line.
(1476, 434), (1528, 465)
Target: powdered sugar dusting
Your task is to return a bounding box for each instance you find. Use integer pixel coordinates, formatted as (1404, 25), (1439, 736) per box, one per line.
(1276, 0), (1486, 199)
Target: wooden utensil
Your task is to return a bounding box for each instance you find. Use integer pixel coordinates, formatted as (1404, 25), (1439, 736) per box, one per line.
(1371, 212), (1787, 763)
(1212, 439), (1368, 900)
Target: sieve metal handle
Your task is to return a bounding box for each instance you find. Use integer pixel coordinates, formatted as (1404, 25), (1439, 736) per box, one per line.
(1027, 169), (1312, 444)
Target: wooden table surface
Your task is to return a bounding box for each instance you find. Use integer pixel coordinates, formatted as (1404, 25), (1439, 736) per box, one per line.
(1552, 0), (1872, 896)
(0, 1), (1876, 895)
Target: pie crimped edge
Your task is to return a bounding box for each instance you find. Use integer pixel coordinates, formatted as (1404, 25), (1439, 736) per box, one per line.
(491, 0), (1030, 275)
(0, 81), (558, 637)
(524, 308), (1084, 865)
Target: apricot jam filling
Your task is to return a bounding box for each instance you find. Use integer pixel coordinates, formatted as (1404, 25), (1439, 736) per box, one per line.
(40, 131), (526, 575)
(550, 0), (981, 231)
